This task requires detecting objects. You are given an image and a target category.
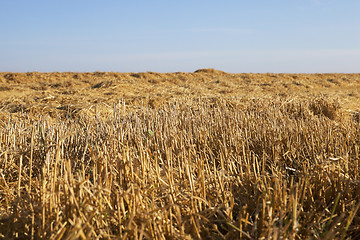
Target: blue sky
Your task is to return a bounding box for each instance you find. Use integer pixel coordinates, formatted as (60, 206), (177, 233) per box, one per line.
(1, 0), (359, 73)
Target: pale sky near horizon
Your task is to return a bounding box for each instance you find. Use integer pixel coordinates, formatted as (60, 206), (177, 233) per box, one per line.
(1, 0), (359, 73)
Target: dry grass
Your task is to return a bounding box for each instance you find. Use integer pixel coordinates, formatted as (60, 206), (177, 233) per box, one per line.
(0, 91), (360, 239)
(1, 71), (360, 118)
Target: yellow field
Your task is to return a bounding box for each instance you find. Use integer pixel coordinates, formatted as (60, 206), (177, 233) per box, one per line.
(1, 69), (360, 118)
(0, 69), (359, 239)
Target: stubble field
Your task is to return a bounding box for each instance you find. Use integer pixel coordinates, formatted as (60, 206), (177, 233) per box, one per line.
(0, 69), (360, 239)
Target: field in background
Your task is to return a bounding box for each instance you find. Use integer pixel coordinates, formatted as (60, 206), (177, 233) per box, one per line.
(0, 69), (360, 239)
(1, 69), (360, 118)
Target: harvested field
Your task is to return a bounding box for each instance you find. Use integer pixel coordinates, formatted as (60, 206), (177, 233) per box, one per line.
(0, 69), (360, 239)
